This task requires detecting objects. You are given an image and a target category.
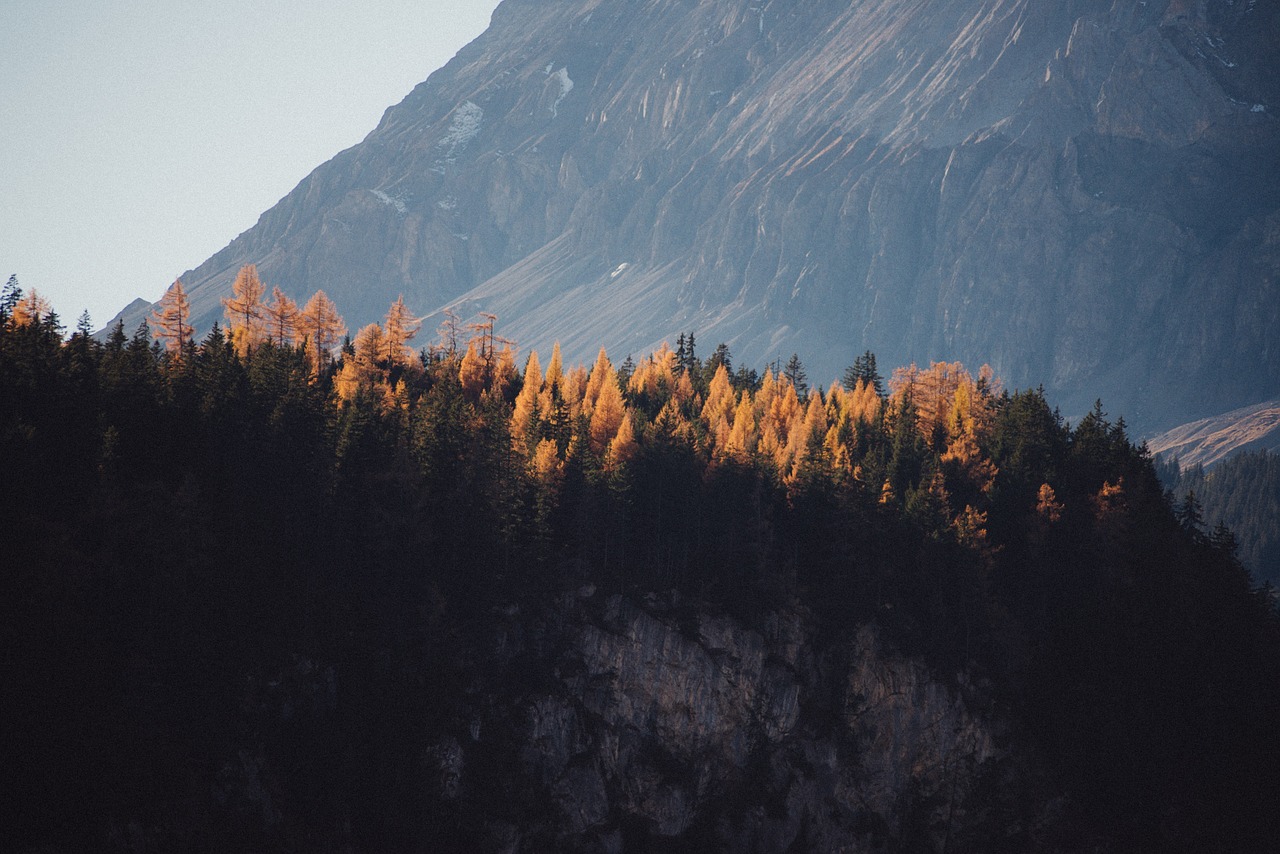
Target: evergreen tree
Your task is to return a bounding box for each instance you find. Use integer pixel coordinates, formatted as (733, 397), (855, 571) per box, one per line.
(706, 342), (732, 376)
(783, 353), (808, 398)
(844, 350), (884, 396)
(0, 273), (20, 321)
(618, 354), (636, 390)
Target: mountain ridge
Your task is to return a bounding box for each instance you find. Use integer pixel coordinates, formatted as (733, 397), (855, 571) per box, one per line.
(1149, 396), (1280, 468)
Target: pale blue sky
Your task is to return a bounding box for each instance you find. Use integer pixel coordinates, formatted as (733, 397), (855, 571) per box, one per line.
(0, 0), (499, 327)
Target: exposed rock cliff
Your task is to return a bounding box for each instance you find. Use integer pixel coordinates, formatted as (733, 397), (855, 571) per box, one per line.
(405, 590), (1006, 851)
(127, 0), (1278, 432)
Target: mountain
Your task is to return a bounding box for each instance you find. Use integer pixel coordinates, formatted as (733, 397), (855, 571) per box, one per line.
(114, 0), (1280, 433)
(1149, 396), (1280, 468)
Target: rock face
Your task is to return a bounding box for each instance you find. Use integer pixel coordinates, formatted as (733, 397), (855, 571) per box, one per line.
(140, 0), (1278, 432)
(435, 590), (1000, 851)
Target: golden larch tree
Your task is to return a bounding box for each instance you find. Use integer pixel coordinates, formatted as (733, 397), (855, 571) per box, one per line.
(263, 286), (298, 347)
(12, 288), (52, 326)
(511, 350), (543, 456)
(537, 342), (566, 420)
(582, 348), (614, 419)
(296, 290), (346, 375)
(531, 437), (563, 483)
(382, 295), (422, 365)
(544, 342), (565, 389)
(459, 339), (487, 399)
(1036, 483), (1063, 524)
(589, 373), (626, 455)
(725, 394), (758, 458)
(493, 345), (517, 392)
(606, 413), (639, 468)
(335, 323), (387, 402)
(701, 363), (736, 428)
(222, 264), (266, 356)
(150, 279), (193, 358)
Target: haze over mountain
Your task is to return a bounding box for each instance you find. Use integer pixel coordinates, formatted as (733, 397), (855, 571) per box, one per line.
(113, 0), (1280, 434)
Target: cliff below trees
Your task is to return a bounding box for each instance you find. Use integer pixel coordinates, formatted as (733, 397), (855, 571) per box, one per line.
(110, 0), (1280, 435)
(430, 592), (1000, 850)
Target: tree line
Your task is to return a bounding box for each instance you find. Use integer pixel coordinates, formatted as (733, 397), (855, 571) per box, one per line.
(3, 270), (1279, 852)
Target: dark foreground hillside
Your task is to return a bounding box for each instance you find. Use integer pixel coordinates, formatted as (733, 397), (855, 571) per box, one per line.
(4, 297), (1279, 852)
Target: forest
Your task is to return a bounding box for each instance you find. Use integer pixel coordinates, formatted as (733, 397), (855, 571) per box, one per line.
(4, 270), (1279, 852)
(1157, 450), (1280, 586)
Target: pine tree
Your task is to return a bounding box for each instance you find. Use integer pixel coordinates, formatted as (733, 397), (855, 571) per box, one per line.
(784, 353), (808, 398)
(0, 274), (20, 325)
(618, 354), (636, 389)
(1177, 489), (1205, 538)
(843, 350), (884, 396)
(683, 332), (698, 377)
(706, 342), (732, 376)
(150, 279), (194, 359)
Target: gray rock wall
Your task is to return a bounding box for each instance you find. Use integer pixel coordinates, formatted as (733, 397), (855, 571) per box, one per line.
(429, 589), (1001, 851)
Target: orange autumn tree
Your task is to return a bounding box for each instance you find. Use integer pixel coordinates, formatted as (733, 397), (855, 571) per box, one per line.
(222, 264), (266, 356)
(295, 290), (346, 375)
(150, 279), (193, 359)
(12, 288), (52, 327)
(263, 287), (299, 347)
(382, 295), (422, 366)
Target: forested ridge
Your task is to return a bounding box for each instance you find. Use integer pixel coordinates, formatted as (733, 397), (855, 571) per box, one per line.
(1158, 451), (1280, 586)
(4, 273), (1279, 852)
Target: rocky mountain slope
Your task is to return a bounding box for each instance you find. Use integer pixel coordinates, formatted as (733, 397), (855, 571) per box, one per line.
(1149, 396), (1280, 468)
(118, 0), (1280, 432)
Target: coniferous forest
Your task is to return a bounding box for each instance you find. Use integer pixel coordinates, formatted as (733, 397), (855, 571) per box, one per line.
(4, 272), (1279, 852)
(1159, 451), (1280, 586)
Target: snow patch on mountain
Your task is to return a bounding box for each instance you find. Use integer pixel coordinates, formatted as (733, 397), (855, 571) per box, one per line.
(549, 67), (574, 117)
(433, 101), (484, 172)
(370, 189), (408, 214)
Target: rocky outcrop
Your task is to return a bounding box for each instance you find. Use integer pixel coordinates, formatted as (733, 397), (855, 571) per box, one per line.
(135, 0), (1279, 433)
(424, 589), (1001, 851)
